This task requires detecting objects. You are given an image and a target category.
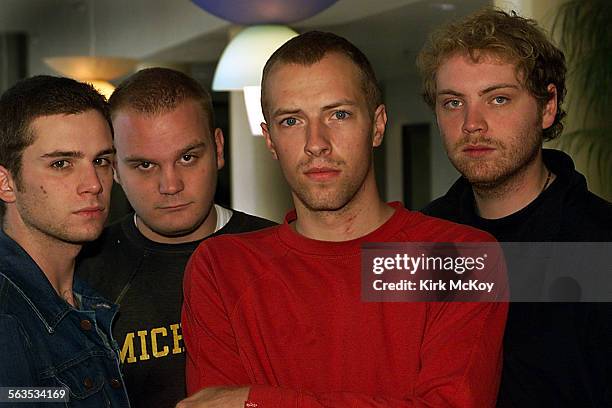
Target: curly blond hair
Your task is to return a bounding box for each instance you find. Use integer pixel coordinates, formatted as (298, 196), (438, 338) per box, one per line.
(417, 8), (566, 141)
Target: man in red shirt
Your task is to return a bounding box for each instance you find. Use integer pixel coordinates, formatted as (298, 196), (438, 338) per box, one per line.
(178, 31), (507, 408)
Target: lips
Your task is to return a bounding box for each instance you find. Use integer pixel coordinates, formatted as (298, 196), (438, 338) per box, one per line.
(74, 206), (105, 217)
(157, 203), (191, 211)
(303, 167), (341, 181)
(462, 144), (496, 157)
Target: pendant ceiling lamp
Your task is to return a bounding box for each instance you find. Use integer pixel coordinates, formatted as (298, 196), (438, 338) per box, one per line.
(193, 0), (337, 135)
(191, 0), (338, 24)
(212, 25), (298, 91)
(44, 0), (136, 98)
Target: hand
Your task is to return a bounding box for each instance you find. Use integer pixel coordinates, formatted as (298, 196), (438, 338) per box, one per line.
(176, 386), (250, 408)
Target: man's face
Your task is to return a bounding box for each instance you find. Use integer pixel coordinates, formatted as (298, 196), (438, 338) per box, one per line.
(262, 53), (386, 213)
(113, 100), (224, 242)
(434, 52), (556, 187)
(9, 110), (114, 244)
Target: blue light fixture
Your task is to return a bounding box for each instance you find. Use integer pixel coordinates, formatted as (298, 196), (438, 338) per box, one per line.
(191, 0), (338, 24)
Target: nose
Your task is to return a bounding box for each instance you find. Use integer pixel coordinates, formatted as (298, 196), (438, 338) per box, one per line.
(159, 167), (184, 195)
(462, 103), (488, 135)
(304, 121), (331, 157)
(77, 165), (103, 195)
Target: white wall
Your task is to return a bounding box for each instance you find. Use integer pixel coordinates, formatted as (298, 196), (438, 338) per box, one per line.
(229, 92), (293, 222)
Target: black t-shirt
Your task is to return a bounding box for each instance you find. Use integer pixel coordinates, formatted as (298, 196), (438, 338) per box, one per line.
(76, 209), (275, 408)
(422, 149), (612, 407)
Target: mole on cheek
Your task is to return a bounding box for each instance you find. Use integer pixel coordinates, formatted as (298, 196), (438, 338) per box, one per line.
(39, 185), (47, 194)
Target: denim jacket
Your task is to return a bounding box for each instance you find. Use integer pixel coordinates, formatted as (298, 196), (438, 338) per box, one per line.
(0, 230), (131, 407)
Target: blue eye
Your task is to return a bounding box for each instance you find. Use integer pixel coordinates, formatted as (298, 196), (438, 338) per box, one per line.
(444, 99), (463, 109)
(334, 111), (349, 120)
(493, 96), (509, 105)
(281, 117), (297, 126)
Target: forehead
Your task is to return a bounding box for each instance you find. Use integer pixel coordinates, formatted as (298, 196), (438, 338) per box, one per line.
(265, 53), (366, 110)
(436, 51), (523, 88)
(27, 110), (112, 152)
(112, 100), (211, 155)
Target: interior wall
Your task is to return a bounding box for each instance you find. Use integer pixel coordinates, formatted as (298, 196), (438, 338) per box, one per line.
(0, 32), (27, 92)
(229, 92), (293, 222)
(382, 73), (458, 207)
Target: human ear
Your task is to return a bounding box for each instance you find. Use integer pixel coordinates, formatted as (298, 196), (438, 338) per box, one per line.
(542, 84), (558, 130)
(0, 165), (17, 204)
(214, 128), (225, 170)
(262, 122), (278, 160)
(372, 104), (388, 147)
(112, 158), (122, 185)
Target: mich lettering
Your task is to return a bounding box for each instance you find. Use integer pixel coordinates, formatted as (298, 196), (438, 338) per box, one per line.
(151, 327), (170, 358)
(119, 323), (185, 364)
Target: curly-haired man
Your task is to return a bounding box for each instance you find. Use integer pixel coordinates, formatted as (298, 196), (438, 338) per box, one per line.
(419, 8), (612, 407)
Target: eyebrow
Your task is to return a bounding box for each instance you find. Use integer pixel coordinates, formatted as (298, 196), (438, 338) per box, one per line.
(180, 142), (207, 153)
(437, 84), (519, 97)
(122, 142), (206, 163)
(41, 148), (115, 159)
(98, 148), (116, 156)
(437, 89), (464, 97)
(271, 107), (301, 118)
(271, 100), (358, 118)
(322, 100), (357, 111)
(479, 84), (520, 95)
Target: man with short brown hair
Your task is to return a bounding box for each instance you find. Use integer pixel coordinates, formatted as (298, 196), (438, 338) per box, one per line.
(0, 75), (130, 407)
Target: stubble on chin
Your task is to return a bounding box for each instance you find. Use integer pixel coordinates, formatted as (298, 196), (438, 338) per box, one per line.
(455, 157), (513, 187)
(290, 158), (347, 212)
(292, 183), (350, 212)
(447, 124), (541, 185)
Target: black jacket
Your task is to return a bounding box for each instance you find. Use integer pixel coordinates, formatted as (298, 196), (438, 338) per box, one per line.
(422, 149), (612, 407)
(423, 149), (612, 242)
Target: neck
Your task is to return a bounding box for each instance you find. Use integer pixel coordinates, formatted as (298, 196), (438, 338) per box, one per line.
(472, 154), (553, 219)
(293, 176), (394, 242)
(3, 216), (81, 306)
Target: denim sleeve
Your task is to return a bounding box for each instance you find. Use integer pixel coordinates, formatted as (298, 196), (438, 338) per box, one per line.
(0, 314), (37, 386)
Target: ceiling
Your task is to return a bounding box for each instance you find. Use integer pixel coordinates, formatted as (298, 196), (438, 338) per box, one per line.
(0, 0), (489, 85)
(146, 0), (490, 82)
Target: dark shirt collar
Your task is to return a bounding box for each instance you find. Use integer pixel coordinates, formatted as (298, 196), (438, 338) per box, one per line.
(448, 149), (579, 240)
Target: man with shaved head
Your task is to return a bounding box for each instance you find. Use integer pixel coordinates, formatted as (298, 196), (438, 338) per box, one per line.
(179, 31), (507, 408)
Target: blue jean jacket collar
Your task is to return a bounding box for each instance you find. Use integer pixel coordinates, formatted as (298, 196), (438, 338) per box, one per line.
(0, 229), (116, 333)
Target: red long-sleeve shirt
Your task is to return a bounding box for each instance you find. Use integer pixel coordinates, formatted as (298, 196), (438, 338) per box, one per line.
(182, 204), (507, 407)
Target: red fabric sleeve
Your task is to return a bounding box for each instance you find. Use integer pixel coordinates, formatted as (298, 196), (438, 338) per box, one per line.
(182, 245), (250, 394)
